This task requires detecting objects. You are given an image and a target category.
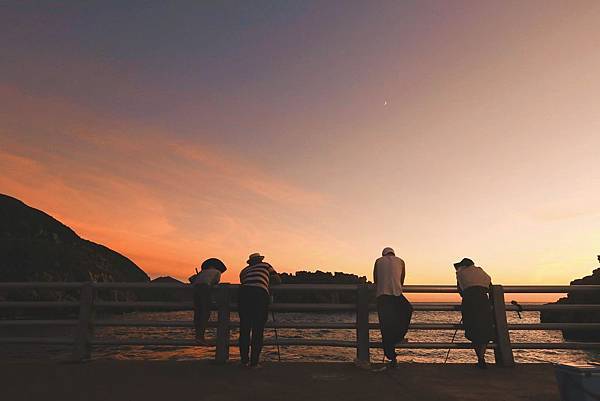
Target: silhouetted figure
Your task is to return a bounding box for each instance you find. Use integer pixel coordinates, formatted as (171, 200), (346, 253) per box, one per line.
(454, 258), (494, 369)
(374, 247), (413, 369)
(238, 252), (281, 367)
(189, 258), (227, 345)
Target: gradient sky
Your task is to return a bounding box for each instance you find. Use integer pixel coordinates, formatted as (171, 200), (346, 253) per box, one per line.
(2, 1), (600, 297)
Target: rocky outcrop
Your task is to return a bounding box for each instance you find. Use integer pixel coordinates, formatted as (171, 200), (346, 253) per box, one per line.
(0, 194), (150, 299)
(276, 270), (369, 304)
(540, 257), (600, 341)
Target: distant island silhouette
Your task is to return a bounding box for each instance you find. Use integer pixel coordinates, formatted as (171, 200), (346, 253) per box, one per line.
(540, 256), (600, 341)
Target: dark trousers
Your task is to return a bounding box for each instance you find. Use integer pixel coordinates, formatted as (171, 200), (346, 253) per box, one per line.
(238, 286), (270, 365)
(377, 294), (413, 360)
(193, 284), (211, 338)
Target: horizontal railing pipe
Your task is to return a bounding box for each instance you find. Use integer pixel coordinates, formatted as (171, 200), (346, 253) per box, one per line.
(505, 304), (600, 311)
(1, 282), (598, 292)
(370, 342), (498, 349)
(503, 285), (600, 293)
(0, 301), (80, 309)
(91, 320), (476, 330)
(0, 320), (77, 327)
(2, 281), (600, 364)
(93, 282), (189, 289)
(94, 301), (192, 309)
(508, 323), (600, 330)
(0, 337), (74, 345)
(511, 342), (600, 349)
(0, 282), (84, 289)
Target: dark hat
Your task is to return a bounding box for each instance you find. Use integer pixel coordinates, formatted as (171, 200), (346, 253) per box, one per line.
(201, 258), (227, 273)
(247, 252), (265, 265)
(453, 258), (474, 268)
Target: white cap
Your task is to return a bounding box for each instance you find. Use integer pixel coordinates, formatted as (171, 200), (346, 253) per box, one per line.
(382, 247), (395, 256)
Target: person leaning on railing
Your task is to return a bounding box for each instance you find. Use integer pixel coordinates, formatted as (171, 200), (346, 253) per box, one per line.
(454, 257), (494, 369)
(238, 252), (282, 368)
(188, 258), (227, 345)
(373, 247), (413, 370)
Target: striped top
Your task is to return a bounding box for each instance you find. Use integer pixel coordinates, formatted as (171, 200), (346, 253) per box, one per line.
(240, 262), (277, 294)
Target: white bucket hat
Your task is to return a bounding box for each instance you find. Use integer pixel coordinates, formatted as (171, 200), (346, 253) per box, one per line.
(382, 247), (395, 256)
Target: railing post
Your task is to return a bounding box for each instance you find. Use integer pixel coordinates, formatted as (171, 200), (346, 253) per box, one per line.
(71, 282), (95, 361)
(490, 284), (515, 367)
(215, 284), (231, 364)
(356, 283), (370, 367)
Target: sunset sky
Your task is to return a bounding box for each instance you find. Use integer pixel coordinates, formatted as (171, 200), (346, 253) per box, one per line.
(2, 2), (599, 293)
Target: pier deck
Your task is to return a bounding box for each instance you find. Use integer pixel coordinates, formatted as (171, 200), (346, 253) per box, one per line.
(0, 361), (559, 401)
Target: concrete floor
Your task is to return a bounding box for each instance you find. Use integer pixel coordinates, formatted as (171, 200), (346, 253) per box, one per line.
(0, 361), (561, 401)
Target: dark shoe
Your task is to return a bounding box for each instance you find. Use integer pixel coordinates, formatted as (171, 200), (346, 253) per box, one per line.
(250, 363), (262, 369)
(477, 359), (487, 369)
(372, 359), (396, 372)
(241, 360), (250, 367)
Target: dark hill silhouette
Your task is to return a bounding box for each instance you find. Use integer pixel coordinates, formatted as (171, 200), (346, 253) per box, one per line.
(145, 276), (189, 302)
(0, 194), (149, 283)
(540, 256), (600, 341)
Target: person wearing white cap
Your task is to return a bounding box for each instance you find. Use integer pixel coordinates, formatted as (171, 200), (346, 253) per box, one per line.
(374, 247), (413, 369)
(238, 252), (281, 367)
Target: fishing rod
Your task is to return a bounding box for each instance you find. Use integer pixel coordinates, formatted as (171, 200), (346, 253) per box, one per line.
(269, 294), (281, 362)
(271, 310), (281, 362)
(443, 318), (462, 364)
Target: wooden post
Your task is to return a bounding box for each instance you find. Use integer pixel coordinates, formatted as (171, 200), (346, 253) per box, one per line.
(490, 285), (515, 367)
(215, 284), (231, 364)
(356, 283), (370, 366)
(71, 282), (95, 361)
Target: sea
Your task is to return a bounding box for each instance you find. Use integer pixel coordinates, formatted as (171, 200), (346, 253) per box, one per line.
(3, 310), (598, 364)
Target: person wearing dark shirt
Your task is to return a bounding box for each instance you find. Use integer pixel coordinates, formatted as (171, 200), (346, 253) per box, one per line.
(238, 252), (281, 367)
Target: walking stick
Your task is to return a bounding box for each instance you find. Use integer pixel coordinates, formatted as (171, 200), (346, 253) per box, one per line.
(444, 318), (462, 364)
(271, 310), (281, 362)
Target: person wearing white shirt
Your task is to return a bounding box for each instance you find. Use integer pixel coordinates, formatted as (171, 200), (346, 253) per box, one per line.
(454, 257), (494, 369)
(373, 247), (413, 368)
(189, 258), (227, 345)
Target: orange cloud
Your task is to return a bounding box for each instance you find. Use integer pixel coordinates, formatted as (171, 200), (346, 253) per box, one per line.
(0, 84), (336, 281)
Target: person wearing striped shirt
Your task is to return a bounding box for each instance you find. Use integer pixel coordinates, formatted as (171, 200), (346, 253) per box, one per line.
(238, 252), (281, 367)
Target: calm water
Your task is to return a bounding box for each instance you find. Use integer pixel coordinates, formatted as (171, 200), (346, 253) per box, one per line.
(2, 311), (598, 364)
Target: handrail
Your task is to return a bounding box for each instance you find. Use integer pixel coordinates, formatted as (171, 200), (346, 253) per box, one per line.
(1, 282), (599, 365)
(2, 282), (599, 292)
(0, 301), (81, 308)
(503, 285), (600, 293)
(0, 282), (85, 289)
(4, 300), (599, 311)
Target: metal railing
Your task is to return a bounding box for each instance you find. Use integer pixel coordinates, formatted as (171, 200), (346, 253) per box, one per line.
(1, 282), (599, 365)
